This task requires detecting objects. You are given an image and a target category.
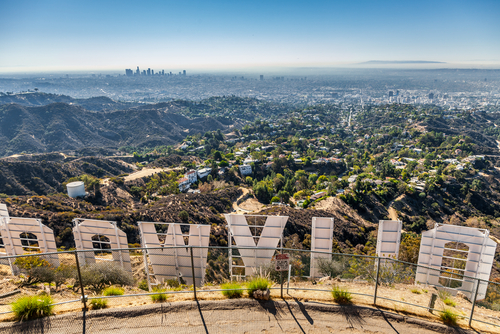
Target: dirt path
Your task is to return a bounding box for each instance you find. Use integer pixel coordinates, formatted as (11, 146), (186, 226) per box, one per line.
(0, 300), (468, 334)
(124, 167), (182, 182)
(232, 187), (251, 213)
(387, 194), (405, 221)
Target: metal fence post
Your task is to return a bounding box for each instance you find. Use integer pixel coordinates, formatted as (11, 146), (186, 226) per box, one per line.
(373, 257), (381, 305)
(143, 247), (152, 292)
(74, 250), (87, 334)
(190, 246), (197, 300)
(469, 278), (480, 327)
(74, 250), (87, 311)
(287, 264), (291, 294)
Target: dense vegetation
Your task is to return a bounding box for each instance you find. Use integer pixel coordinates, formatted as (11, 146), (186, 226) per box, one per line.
(2, 100), (500, 281)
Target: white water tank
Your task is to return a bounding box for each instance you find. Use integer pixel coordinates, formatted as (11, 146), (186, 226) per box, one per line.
(67, 181), (86, 198)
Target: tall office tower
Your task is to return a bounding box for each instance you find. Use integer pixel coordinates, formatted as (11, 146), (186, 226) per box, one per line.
(170, 71), (172, 75)
(125, 69), (133, 76)
(136, 66), (140, 75)
(152, 69), (154, 75)
(162, 70), (164, 75)
(396, 90), (399, 96)
(389, 91), (394, 97)
(183, 70), (186, 76)
(429, 92), (434, 100)
(142, 70), (146, 76)
(260, 75), (264, 81)
(147, 68), (151, 76)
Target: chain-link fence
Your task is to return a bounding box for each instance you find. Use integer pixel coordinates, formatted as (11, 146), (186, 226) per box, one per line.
(0, 246), (499, 333)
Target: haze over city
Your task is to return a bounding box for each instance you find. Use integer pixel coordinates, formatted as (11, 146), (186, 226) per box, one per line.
(1, 0), (499, 74)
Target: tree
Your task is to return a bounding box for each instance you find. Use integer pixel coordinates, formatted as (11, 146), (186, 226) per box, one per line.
(273, 174), (285, 192)
(277, 190), (290, 203)
(317, 175), (328, 184)
(213, 151), (223, 161)
(253, 181), (273, 204)
(284, 179), (295, 194)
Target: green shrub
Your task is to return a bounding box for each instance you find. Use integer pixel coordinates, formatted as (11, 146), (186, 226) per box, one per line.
(78, 262), (133, 291)
(138, 279), (149, 291)
(89, 298), (108, 310)
(437, 289), (451, 301)
(13, 256), (55, 287)
(247, 277), (271, 296)
(270, 196), (281, 203)
(11, 295), (54, 321)
(331, 285), (352, 304)
(166, 279), (180, 288)
(151, 288), (169, 303)
(443, 298), (456, 307)
(410, 288), (421, 294)
(102, 286), (124, 296)
(439, 308), (458, 326)
(221, 282), (244, 298)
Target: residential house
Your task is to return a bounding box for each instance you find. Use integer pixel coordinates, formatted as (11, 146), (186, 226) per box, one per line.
(239, 164), (252, 176)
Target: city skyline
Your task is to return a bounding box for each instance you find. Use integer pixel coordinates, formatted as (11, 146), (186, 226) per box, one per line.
(1, 0), (500, 73)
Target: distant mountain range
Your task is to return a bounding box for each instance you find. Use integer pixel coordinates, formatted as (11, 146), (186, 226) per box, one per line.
(0, 92), (139, 111)
(0, 101), (235, 157)
(360, 60), (446, 64)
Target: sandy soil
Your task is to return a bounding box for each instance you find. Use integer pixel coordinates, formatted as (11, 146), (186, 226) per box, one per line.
(0, 299), (470, 334)
(238, 198), (266, 212)
(124, 167), (181, 182)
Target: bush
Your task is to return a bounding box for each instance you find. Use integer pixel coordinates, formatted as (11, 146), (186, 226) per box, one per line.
(316, 257), (346, 278)
(166, 278), (180, 288)
(138, 279), (149, 291)
(54, 264), (76, 289)
(443, 298), (456, 307)
(78, 262), (133, 291)
(221, 282), (244, 298)
(439, 308), (458, 326)
(89, 298), (108, 310)
(151, 288), (169, 303)
(178, 210), (189, 223)
(11, 295), (54, 321)
(247, 277), (271, 296)
(270, 196), (281, 204)
(14, 256), (55, 287)
(102, 286), (124, 296)
(332, 285), (352, 304)
(437, 289), (451, 301)
(410, 288), (422, 294)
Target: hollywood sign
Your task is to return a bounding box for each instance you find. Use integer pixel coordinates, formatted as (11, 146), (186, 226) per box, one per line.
(0, 205), (496, 298)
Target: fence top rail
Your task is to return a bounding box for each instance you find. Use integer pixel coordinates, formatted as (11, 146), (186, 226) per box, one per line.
(0, 245), (498, 286)
(137, 221), (208, 227)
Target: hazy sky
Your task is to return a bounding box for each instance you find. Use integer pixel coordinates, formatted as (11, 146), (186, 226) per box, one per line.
(1, 0), (499, 73)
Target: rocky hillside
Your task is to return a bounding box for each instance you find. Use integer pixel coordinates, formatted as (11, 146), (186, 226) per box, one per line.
(0, 102), (234, 157)
(0, 157), (133, 195)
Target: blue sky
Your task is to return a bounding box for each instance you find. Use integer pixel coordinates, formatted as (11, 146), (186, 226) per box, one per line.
(1, 0), (499, 73)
